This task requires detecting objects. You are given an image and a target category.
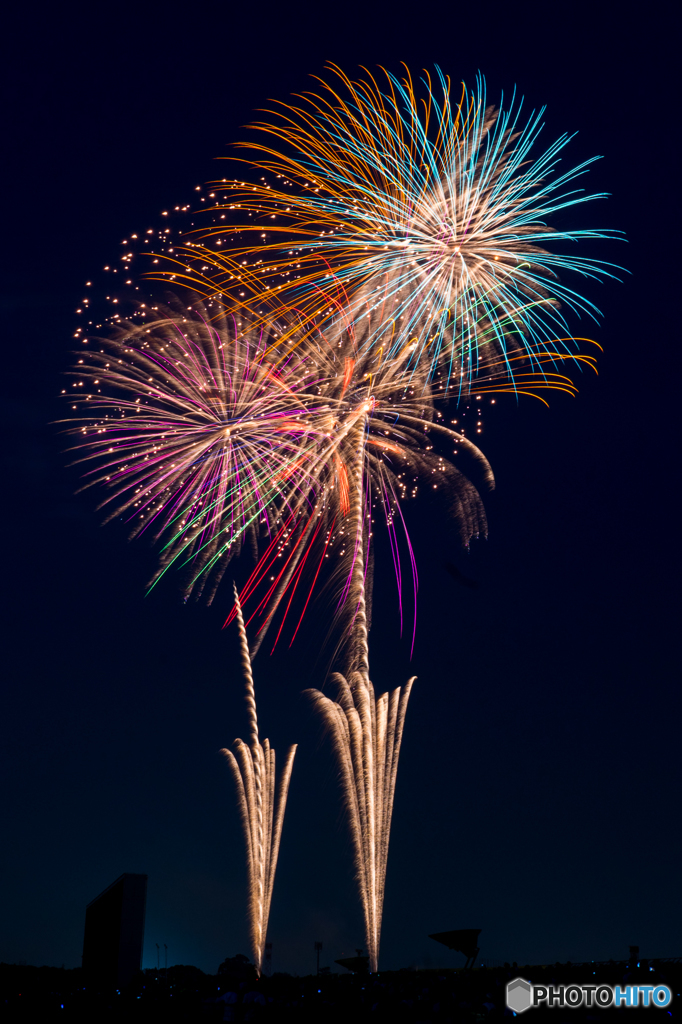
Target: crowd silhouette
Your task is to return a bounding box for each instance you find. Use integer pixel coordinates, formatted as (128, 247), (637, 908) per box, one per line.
(2, 954), (681, 1021)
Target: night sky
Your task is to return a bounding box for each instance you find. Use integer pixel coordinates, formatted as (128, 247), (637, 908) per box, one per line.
(2, 1), (679, 978)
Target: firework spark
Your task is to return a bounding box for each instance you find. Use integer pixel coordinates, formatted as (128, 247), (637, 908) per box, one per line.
(221, 588), (296, 975)
(156, 66), (619, 390)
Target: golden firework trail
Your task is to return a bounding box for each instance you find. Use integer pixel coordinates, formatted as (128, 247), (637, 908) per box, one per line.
(307, 668), (413, 974)
(306, 418), (414, 973)
(221, 587), (297, 975)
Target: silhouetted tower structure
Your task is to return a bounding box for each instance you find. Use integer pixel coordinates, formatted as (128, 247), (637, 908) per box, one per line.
(82, 873), (147, 990)
(314, 940), (322, 975)
(335, 949), (369, 974)
(429, 929), (481, 969)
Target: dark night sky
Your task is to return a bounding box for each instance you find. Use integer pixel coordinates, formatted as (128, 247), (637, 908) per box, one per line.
(1, 0), (679, 977)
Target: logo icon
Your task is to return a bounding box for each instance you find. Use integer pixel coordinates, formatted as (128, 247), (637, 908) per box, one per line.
(507, 978), (533, 1013)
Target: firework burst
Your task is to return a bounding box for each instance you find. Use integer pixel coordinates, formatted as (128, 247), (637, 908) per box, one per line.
(153, 66), (619, 391)
(67, 298), (496, 651)
(66, 300), (326, 603)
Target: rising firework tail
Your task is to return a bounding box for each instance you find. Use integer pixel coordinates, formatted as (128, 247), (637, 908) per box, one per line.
(221, 587), (296, 975)
(305, 417), (415, 972)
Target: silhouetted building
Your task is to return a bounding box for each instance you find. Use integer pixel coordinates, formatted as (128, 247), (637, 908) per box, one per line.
(82, 873), (147, 990)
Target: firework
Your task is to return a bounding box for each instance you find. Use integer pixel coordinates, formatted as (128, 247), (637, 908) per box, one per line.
(305, 422), (413, 972)
(221, 588), (297, 975)
(67, 298), (497, 650)
(64, 62), (621, 981)
(155, 65), (618, 390)
(307, 672), (413, 974)
(65, 299), (335, 604)
(233, 317), (493, 658)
